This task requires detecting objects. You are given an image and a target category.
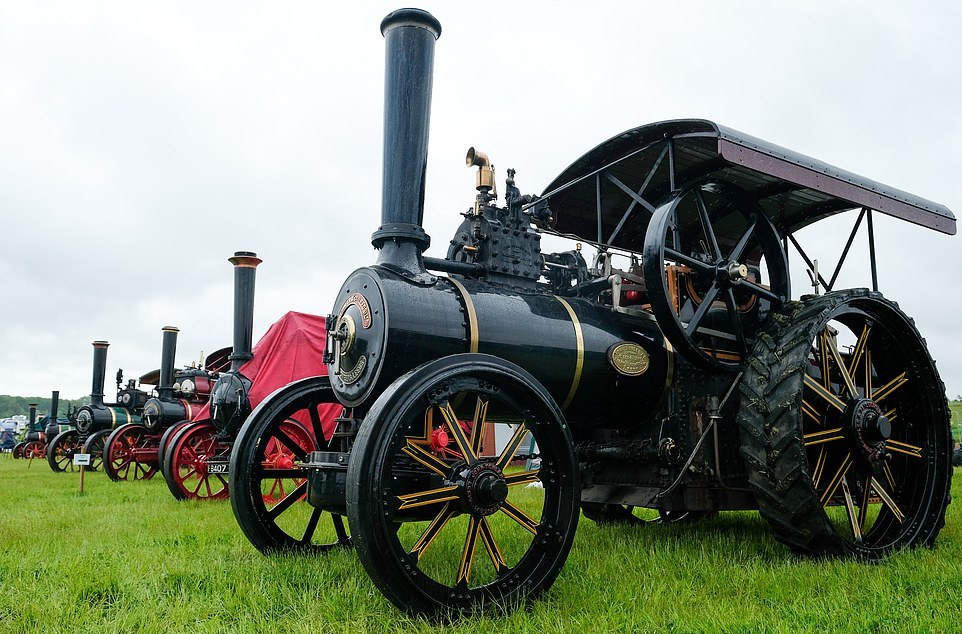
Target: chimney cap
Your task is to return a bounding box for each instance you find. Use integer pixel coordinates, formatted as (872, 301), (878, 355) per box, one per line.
(229, 251), (262, 268)
(380, 8), (441, 39)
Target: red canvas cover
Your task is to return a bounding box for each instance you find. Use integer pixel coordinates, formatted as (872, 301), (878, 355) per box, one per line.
(193, 311), (341, 439)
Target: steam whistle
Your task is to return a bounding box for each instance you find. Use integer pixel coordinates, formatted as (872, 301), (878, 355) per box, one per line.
(466, 147), (496, 212)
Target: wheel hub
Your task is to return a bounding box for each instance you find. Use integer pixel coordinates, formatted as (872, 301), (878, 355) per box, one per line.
(718, 261), (749, 285)
(849, 398), (891, 460)
(462, 463), (507, 516)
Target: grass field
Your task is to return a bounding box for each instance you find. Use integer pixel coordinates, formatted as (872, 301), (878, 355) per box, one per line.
(1, 457), (960, 634)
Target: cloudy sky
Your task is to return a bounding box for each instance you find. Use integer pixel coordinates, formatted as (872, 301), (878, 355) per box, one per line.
(1, 1), (960, 401)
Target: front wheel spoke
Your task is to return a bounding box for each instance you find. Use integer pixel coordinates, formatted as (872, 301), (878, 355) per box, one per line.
(410, 503), (457, 561)
(499, 500), (540, 535)
(882, 461), (897, 491)
(457, 516), (482, 586)
(871, 477), (905, 523)
(478, 517), (508, 573)
(858, 476), (871, 529)
(840, 478), (863, 542)
(301, 508), (321, 543)
(439, 402), (476, 464)
(505, 469), (540, 487)
(268, 481), (308, 519)
(802, 399), (823, 424)
(886, 439), (923, 459)
(804, 427), (846, 447)
(307, 406), (325, 445)
(271, 429), (308, 461)
(396, 485), (460, 511)
(804, 374), (846, 412)
(819, 453), (852, 506)
(402, 441), (451, 477)
(496, 425), (529, 471)
(470, 396), (490, 457)
(872, 371), (908, 403)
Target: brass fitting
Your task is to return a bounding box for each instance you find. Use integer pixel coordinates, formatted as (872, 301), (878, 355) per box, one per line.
(466, 147), (496, 195)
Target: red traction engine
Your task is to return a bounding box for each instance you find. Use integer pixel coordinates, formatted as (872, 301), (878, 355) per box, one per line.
(161, 252), (341, 503)
(102, 326), (221, 482)
(226, 9), (957, 617)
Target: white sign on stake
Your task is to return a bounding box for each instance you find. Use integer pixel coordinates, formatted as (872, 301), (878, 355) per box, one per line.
(73, 453), (91, 466)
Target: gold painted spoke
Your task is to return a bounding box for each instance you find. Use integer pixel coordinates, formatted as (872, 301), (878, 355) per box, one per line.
(470, 396), (489, 457)
(457, 516), (482, 585)
(505, 469), (540, 487)
(872, 371), (908, 403)
(500, 500), (540, 535)
(847, 324), (871, 383)
(439, 402), (476, 464)
(886, 439), (922, 459)
(884, 407), (898, 423)
(819, 453), (852, 506)
(882, 462), (896, 491)
(409, 503), (457, 561)
(478, 517), (508, 574)
(496, 424), (529, 471)
(804, 427), (846, 447)
(819, 332), (832, 390)
(840, 478), (862, 542)
(864, 349), (873, 396)
(804, 374), (846, 412)
(802, 399), (822, 424)
(812, 447), (828, 490)
(402, 441), (450, 477)
(826, 340), (858, 399)
(396, 485), (459, 511)
(857, 477), (871, 530)
(871, 477), (905, 523)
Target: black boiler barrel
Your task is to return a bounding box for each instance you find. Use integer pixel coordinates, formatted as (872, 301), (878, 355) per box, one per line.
(329, 267), (671, 427)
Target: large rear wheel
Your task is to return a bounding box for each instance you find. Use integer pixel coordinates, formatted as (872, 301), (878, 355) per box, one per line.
(739, 289), (951, 557)
(347, 354), (579, 617)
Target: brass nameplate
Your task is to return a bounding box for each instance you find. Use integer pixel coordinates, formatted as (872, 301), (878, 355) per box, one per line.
(608, 342), (650, 376)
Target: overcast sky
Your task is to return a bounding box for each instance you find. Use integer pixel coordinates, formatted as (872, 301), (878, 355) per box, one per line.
(1, 1), (960, 402)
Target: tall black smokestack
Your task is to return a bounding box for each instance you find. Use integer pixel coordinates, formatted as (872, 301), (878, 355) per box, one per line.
(90, 341), (109, 407)
(372, 8), (441, 274)
(227, 251), (262, 373)
(158, 326), (179, 400)
(50, 390), (60, 421)
(28, 404), (37, 426)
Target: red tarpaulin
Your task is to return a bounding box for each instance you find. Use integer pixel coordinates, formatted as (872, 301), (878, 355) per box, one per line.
(192, 311), (341, 439)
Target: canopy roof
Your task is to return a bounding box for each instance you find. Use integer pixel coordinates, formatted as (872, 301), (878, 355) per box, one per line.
(541, 119), (956, 253)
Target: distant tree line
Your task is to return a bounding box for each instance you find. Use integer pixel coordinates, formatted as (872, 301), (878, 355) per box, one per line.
(0, 394), (89, 419)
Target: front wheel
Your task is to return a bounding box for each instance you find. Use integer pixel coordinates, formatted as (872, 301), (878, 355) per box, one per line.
(163, 422), (231, 501)
(230, 376), (350, 553)
(82, 429), (112, 472)
(104, 424), (158, 481)
(47, 429), (79, 472)
(347, 354), (580, 617)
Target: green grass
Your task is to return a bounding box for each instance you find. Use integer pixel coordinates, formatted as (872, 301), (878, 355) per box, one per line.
(1, 457), (960, 633)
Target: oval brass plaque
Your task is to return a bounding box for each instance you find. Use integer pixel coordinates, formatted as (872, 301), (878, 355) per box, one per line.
(608, 342), (650, 376)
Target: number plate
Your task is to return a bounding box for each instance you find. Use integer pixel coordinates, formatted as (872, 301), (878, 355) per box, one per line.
(207, 462), (229, 475)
